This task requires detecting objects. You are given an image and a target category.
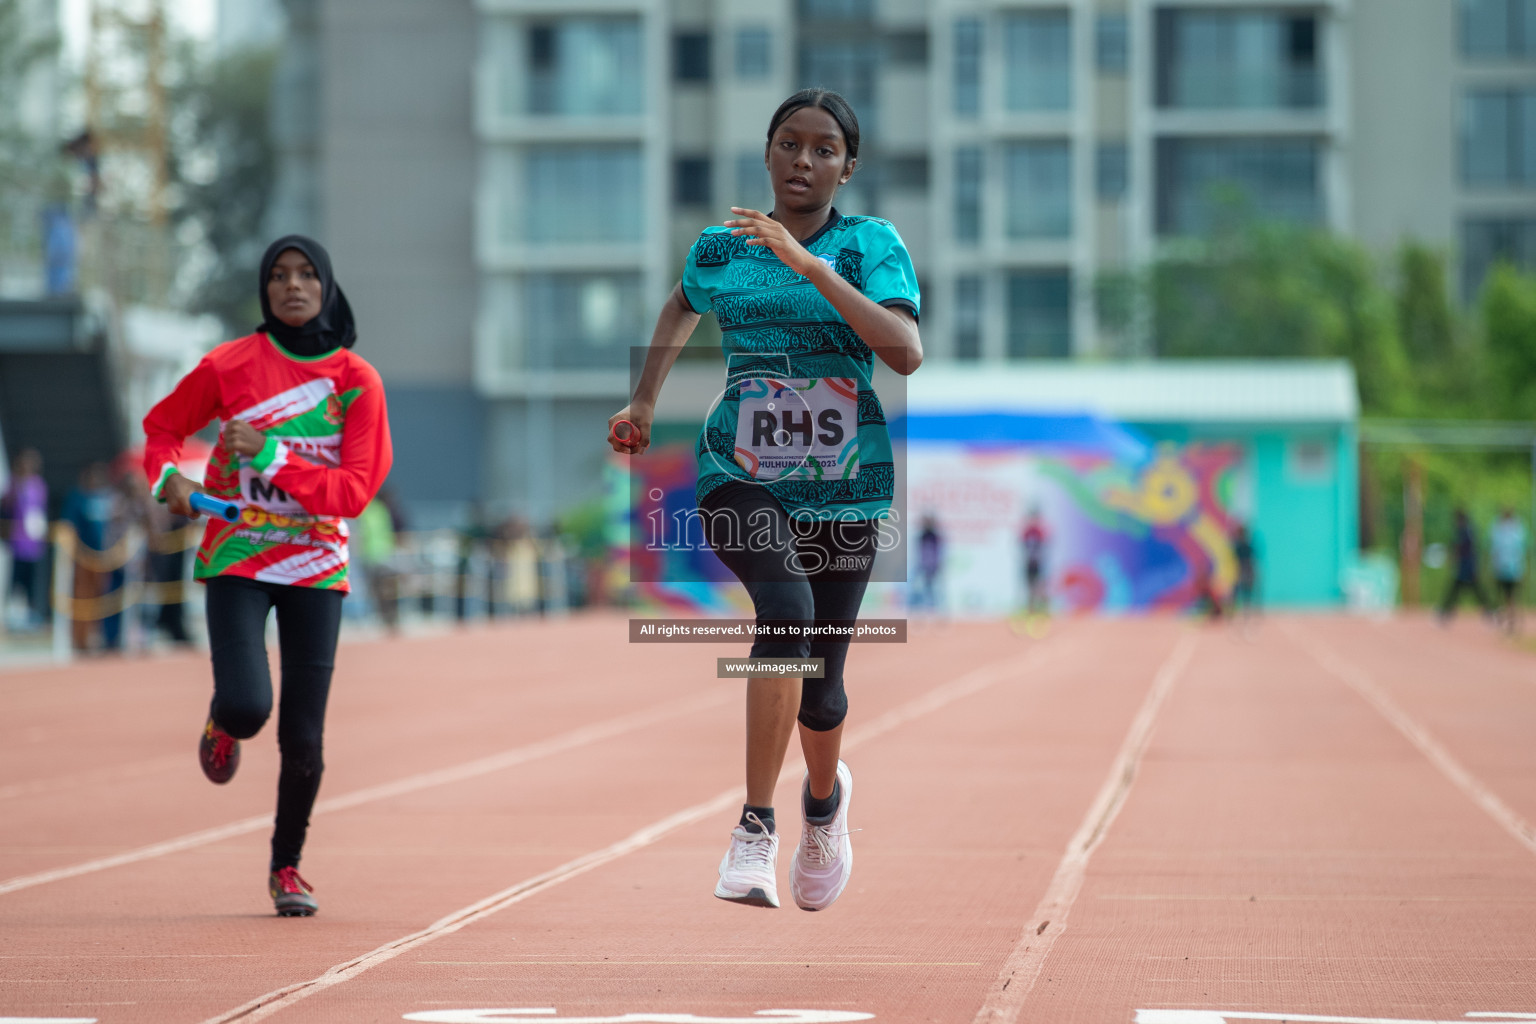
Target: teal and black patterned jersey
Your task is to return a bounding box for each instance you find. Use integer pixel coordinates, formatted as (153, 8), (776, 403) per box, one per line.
(681, 210), (921, 521)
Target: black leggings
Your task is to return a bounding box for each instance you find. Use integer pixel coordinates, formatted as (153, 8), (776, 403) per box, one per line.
(205, 575), (343, 871)
(701, 482), (877, 732)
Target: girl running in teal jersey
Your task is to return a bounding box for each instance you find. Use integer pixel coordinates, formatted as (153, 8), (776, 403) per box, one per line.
(609, 89), (922, 910)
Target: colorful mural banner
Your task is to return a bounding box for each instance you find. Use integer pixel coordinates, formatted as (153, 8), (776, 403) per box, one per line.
(906, 440), (1247, 616)
(608, 428), (1250, 617)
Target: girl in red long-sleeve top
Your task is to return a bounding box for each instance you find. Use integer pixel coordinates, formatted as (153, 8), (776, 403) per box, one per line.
(142, 235), (392, 917)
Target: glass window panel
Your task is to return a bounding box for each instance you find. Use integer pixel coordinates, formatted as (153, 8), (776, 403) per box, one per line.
(1005, 11), (1072, 112)
(885, 156), (929, 190)
(1463, 217), (1536, 297)
(1156, 10), (1321, 110)
(736, 27), (771, 78)
(675, 157), (711, 206)
(523, 146), (643, 243)
(799, 0), (873, 20)
(1464, 90), (1515, 185)
(524, 273), (644, 370)
(955, 146), (983, 244)
(526, 17), (643, 117)
(1463, 0), (1512, 57)
(1097, 142), (1128, 201)
(675, 32), (711, 82)
(1155, 138), (1320, 236)
(954, 17), (982, 117)
(955, 275), (983, 360)
(1005, 141), (1073, 239)
(799, 40), (879, 127)
(736, 153), (771, 209)
(885, 32), (928, 66)
(1096, 14), (1128, 75)
(1007, 271), (1072, 359)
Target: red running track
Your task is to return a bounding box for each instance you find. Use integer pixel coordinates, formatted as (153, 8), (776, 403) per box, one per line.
(1, 613), (1534, 1024)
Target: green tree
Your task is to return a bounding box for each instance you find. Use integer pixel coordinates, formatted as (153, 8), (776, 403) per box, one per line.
(1143, 219), (1412, 414)
(1480, 262), (1536, 419)
(0, 0), (65, 285)
(171, 47), (277, 335)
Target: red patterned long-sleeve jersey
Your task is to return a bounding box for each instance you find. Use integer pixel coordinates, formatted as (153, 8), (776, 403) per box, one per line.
(142, 333), (393, 591)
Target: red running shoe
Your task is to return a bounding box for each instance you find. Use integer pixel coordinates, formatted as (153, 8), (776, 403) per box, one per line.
(198, 718), (240, 784)
(269, 867), (318, 917)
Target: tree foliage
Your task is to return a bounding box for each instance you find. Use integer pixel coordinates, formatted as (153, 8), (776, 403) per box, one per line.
(171, 46), (277, 336)
(0, 0), (66, 278)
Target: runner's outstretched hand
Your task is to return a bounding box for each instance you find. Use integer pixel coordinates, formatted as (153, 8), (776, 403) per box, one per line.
(608, 405), (652, 455)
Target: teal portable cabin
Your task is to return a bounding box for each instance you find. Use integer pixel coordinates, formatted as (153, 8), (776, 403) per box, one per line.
(908, 361), (1360, 608)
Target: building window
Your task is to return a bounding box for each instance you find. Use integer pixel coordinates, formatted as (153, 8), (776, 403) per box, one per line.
(519, 146), (643, 244)
(955, 146), (983, 244)
(800, 40), (879, 124)
(1463, 216), (1536, 297)
(523, 273), (645, 370)
(736, 27), (771, 78)
(1463, 88), (1536, 186)
(885, 156), (929, 191)
(885, 31), (928, 67)
(1097, 142), (1128, 201)
(1005, 141), (1073, 239)
(955, 275), (983, 360)
(799, 0), (873, 20)
(1462, 0), (1536, 59)
(1004, 11), (1072, 112)
(675, 157), (711, 206)
(1155, 10), (1321, 110)
(1008, 271), (1072, 359)
(525, 18), (643, 117)
(1096, 14), (1129, 75)
(675, 32), (711, 82)
(1155, 137), (1320, 236)
(954, 17), (982, 117)
(736, 153), (770, 209)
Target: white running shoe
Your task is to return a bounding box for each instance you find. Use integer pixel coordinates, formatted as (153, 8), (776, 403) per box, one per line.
(714, 811), (780, 908)
(790, 760), (854, 911)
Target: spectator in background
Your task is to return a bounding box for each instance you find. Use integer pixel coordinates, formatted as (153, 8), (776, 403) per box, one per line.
(914, 515), (942, 611)
(62, 462), (125, 652)
(1490, 507), (1526, 634)
(1, 448), (49, 631)
(354, 493), (401, 634)
(145, 484), (194, 647)
(1022, 508), (1049, 617)
(1230, 522), (1260, 621)
(1439, 507), (1493, 624)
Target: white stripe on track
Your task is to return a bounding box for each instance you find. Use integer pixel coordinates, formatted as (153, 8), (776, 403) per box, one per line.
(971, 630), (1200, 1024)
(198, 639), (1068, 1024)
(1285, 621), (1536, 857)
(0, 690), (732, 897)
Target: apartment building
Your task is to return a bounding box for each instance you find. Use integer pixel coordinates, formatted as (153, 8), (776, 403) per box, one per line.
(320, 0), (1516, 521)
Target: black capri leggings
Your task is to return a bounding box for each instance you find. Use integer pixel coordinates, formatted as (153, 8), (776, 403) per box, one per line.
(701, 482), (878, 732)
(205, 574), (343, 871)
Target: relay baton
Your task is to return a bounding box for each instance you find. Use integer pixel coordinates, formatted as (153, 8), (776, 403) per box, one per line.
(610, 419), (641, 449)
(189, 492), (241, 523)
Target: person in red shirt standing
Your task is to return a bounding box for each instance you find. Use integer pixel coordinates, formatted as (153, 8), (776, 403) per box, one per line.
(142, 235), (392, 916)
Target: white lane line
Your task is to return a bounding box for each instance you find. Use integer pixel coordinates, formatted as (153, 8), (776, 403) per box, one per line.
(1285, 622), (1536, 858)
(971, 630), (1200, 1024)
(0, 690), (731, 897)
(198, 639), (1069, 1024)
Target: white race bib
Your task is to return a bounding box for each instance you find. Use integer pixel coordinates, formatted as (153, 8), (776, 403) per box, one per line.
(733, 377), (859, 482)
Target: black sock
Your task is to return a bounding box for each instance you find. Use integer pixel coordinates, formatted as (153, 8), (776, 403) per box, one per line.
(740, 803), (775, 834)
(803, 778), (840, 822)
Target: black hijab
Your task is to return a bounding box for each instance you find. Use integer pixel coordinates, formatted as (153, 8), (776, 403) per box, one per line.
(256, 235), (357, 357)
